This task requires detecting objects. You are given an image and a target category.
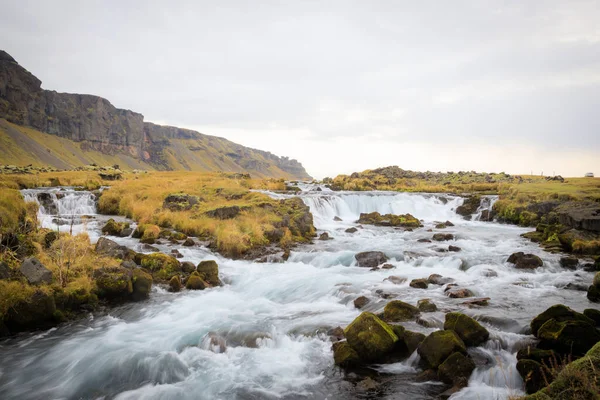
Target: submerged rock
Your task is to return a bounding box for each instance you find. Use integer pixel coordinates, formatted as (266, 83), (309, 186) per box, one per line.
(343, 312), (398, 362)
(355, 251), (388, 268)
(345, 227), (358, 234)
(444, 312), (490, 347)
(507, 252), (543, 269)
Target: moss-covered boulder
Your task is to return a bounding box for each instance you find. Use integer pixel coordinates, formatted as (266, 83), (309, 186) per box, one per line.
(140, 224), (160, 244)
(197, 260), (221, 286)
(517, 359), (550, 394)
(438, 352), (475, 387)
(417, 330), (467, 369)
(456, 195), (481, 219)
(444, 312), (489, 347)
(517, 347), (557, 365)
(171, 232), (188, 241)
(138, 253), (181, 281)
(343, 312), (398, 362)
(357, 212), (423, 228)
(537, 318), (600, 356)
(583, 308), (600, 326)
(403, 330), (426, 355)
(417, 299), (438, 312)
(101, 218), (130, 236)
(4, 290), (57, 333)
(93, 266), (133, 301)
(588, 272), (600, 302)
(169, 275), (182, 292)
(131, 268), (152, 301)
(186, 271), (208, 290)
(383, 300), (420, 322)
(530, 304), (595, 336)
(332, 341), (361, 368)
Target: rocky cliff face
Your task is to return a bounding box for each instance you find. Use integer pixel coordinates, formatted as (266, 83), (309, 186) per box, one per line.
(0, 50), (311, 179)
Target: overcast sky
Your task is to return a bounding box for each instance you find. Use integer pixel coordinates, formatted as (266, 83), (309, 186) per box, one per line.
(2, 0), (599, 178)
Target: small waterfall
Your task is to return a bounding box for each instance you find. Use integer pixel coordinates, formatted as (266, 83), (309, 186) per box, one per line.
(474, 196), (499, 221)
(301, 192), (463, 225)
(21, 188), (98, 231)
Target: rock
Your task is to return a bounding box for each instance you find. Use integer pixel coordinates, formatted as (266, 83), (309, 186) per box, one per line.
(138, 253), (181, 281)
(588, 272), (600, 302)
(563, 282), (588, 291)
(516, 347), (556, 365)
(0, 261), (11, 280)
(95, 237), (131, 259)
(333, 216), (342, 222)
(383, 300), (420, 322)
(530, 304), (595, 336)
(384, 275), (406, 284)
(140, 225), (160, 244)
(327, 326), (345, 342)
(355, 251), (388, 268)
(205, 206), (241, 220)
(357, 212), (422, 228)
(403, 330), (426, 355)
(319, 232), (332, 241)
(101, 218), (130, 236)
(168, 275), (182, 292)
(555, 201), (600, 232)
(121, 227), (133, 237)
(456, 196), (481, 219)
(559, 256), (579, 270)
(343, 312), (398, 362)
(517, 359), (549, 394)
(417, 299), (438, 312)
(417, 330), (467, 369)
(354, 296), (369, 309)
(583, 308), (600, 326)
(4, 290), (57, 333)
(182, 238), (195, 247)
(197, 260), (221, 286)
(482, 269), (498, 277)
(43, 231), (59, 248)
(448, 245), (461, 252)
(444, 313), (490, 347)
(381, 263), (394, 269)
(170, 249), (183, 259)
(409, 278), (429, 289)
(186, 271), (208, 290)
(537, 318), (600, 356)
(162, 193), (200, 211)
(93, 266), (133, 300)
(356, 377), (379, 391)
(446, 288), (474, 298)
(507, 252), (543, 269)
(181, 261), (196, 273)
(461, 297), (490, 307)
(432, 233), (454, 241)
(438, 352), (475, 387)
(345, 227), (358, 233)
(142, 244), (159, 252)
(415, 369), (438, 382)
(332, 341), (361, 368)
(19, 258), (52, 285)
(428, 274), (454, 285)
(417, 238), (431, 243)
(131, 268), (152, 301)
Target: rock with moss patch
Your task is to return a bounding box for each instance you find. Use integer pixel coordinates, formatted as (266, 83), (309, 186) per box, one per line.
(444, 313), (489, 347)
(181, 261), (196, 274)
(138, 253), (181, 281)
(403, 330), (426, 355)
(588, 272), (600, 302)
(343, 312), (398, 362)
(205, 206), (241, 220)
(383, 300), (420, 322)
(456, 196), (481, 219)
(186, 271), (208, 290)
(169, 275), (182, 292)
(537, 318), (600, 356)
(131, 268), (152, 300)
(140, 225), (160, 244)
(417, 299), (438, 312)
(101, 219), (130, 236)
(332, 341), (361, 368)
(197, 260), (221, 286)
(93, 266), (133, 301)
(417, 330), (467, 369)
(438, 352), (475, 387)
(43, 231), (59, 248)
(182, 238), (195, 246)
(583, 308), (600, 326)
(530, 304), (595, 336)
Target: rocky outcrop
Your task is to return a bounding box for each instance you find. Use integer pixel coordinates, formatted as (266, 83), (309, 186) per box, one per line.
(0, 50), (311, 179)
(556, 202), (600, 232)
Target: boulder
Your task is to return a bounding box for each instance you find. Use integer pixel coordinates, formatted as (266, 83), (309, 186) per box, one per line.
(120, 228), (133, 237)
(516, 347), (556, 365)
(456, 196), (481, 219)
(140, 225), (160, 244)
(197, 260), (221, 286)
(383, 300), (420, 322)
(328, 326), (345, 342)
(507, 252), (543, 269)
(354, 296), (369, 309)
(333, 216), (342, 222)
(417, 330), (467, 369)
(4, 290), (57, 332)
(357, 212), (422, 228)
(583, 308), (600, 326)
(428, 274), (454, 285)
(162, 193), (200, 211)
(345, 227), (358, 233)
(181, 261), (196, 273)
(537, 318), (600, 356)
(332, 341), (361, 368)
(410, 278), (429, 289)
(319, 232), (332, 241)
(19, 258), (52, 285)
(444, 313), (489, 347)
(438, 352), (476, 387)
(446, 288), (474, 298)
(205, 206), (241, 220)
(168, 275), (182, 292)
(555, 201), (600, 232)
(417, 299), (438, 312)
(517, 359), (549, 394)
(448, 245), (461, 252)
(101, 219), (130, 236)
(355, 251), (388, 268)
(530, 304), (595, 336)
(171, 249), (183, 259)
(0, 261), (11, 280)
(432, 233), (454, 241)
(131, 268), (153, 301)
(138, 253), (181, 281)
(381, 263), (395, 269)
(95, 237), (131, 259)
(182, 238), (195, 247)
(171, 232), (187, 241)
(186, 271), (208, 290)
(559, 256), (579, 270)
(343, 312), (398, 361)
(93, 266), (133, 300)
(403, 330), (426, 355)
(588, 272), (600, 302)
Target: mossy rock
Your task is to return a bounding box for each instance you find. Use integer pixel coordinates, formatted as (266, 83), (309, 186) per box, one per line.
(588, 283), (600, 302)
(517, 359), (551, 394)
(140, 224), (160, 244)
(417, 299), (438, 312)
(357, 212), (423, 228)
(583, 308), (600, 326)
(343, 312), (398, 362)
(131, 268), (152, 301)
(139, 253), (181, 281)
(537, 318), (600, 356)
(171, 232), (187, 241)
(444, 312), (489, 347)
(403, 330), (426, 355)
(186, 271), (208, 290)
(332, 341), (361, 368)
(517, 347), (557, 365)
(530, 304), (595, 336)
(438, 352), (475, 387)
(197, 260), (221, 286)
(417, 330), (467, 369)
(4, 290), (57, 333)
(383, 300), (420, 322)
(101, 218), (129, 236)
(93, 266), (133, 301)
(169, 275), (182, 292)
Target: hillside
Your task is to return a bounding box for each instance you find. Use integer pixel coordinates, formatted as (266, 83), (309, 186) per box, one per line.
(0, 50), (310, 179)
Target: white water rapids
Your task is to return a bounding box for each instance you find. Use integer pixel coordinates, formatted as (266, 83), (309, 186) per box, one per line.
(0, 187), (595, 400)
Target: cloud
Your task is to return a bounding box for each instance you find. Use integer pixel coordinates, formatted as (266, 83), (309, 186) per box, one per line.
(1, 0), (598, 178)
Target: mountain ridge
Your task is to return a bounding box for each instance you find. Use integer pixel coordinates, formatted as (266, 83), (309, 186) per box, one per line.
(0, 50), (311, 179)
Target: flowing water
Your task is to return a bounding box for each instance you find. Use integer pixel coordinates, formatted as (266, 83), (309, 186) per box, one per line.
(0, 187), (595, 400)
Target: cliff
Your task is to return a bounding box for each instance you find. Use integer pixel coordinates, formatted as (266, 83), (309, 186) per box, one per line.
(0, 50), (311, 179)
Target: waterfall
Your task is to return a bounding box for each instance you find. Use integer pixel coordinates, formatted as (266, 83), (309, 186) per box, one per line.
(21, 188), (98, 231)
(473, 195), (499, 221)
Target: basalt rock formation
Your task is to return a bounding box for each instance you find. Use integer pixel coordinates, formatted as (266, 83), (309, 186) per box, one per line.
(0, 50), (311, 179)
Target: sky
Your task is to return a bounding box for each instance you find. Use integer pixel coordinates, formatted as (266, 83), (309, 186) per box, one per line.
(1, 0), (599, 179)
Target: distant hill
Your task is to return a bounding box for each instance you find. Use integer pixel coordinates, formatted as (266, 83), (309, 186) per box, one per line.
(0, 50), (311, 179)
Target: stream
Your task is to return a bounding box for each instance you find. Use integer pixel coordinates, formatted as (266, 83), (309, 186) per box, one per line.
(0, 186), (595, 399)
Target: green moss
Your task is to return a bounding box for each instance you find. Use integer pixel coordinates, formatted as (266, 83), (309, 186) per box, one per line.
(131, 268), (152, 301)
(531, 304), (595, 336)
(383, 300), (420, 322)
(343, 312), (398, 362)
(139, 253), (181, 281)
(186, 271), (208, 290)
(537, 318), (600, 356)
(332, 341), (361, 368)
(417, 330), (467, 369)
(444, 312), (490, 347)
